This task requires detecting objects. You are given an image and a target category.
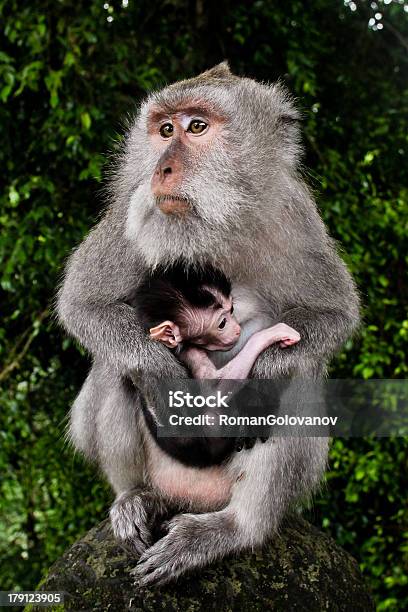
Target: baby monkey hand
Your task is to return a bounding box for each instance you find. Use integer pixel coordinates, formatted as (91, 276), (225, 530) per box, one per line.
(254, 323), (301, 350)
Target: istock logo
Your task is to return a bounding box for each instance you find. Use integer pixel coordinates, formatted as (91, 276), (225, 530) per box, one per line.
(168, 390), (230, 408)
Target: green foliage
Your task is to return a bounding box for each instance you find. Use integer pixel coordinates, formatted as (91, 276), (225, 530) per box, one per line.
(0, 0), (407, 608)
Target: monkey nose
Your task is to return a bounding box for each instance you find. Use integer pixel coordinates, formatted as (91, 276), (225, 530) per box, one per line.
(151, 165), (176, 194)
(154, 166), (172, 182)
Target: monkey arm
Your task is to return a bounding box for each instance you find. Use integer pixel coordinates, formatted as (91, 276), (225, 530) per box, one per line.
(217, 324), (300, 380)
(179, 347), (218, 379)
(251, 307), (359, 379)
(182, 324), (300, 380)
(57, 214), (187, 378)
(251, 243), (360, 379)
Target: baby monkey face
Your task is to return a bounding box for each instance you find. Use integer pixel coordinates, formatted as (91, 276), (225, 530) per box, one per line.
(185, 295), (241, 351)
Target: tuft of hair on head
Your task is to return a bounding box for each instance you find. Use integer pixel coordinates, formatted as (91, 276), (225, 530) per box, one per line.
(133, 262), (232, 329)
(167, 61), (238, 91)
(161, 261), (231, 305)
(198, 61), (232, 80)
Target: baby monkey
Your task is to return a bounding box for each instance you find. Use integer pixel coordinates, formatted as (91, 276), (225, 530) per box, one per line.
(135, 264), (301, 465)
(135, 264), (300, 380)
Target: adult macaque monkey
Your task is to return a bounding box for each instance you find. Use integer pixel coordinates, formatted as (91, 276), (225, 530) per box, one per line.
(57, 63), (360, 586)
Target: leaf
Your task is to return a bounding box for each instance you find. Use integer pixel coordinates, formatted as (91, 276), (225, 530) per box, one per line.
(81, 112), (92, 130)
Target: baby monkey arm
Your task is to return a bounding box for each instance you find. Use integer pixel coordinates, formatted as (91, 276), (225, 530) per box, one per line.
(181, 323), (300, 380)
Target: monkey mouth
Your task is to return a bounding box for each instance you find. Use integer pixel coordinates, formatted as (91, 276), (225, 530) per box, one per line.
(156, 195), (192, 216)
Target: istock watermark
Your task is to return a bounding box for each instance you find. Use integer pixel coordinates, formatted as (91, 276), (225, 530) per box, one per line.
(145, 379), (408, 438)
(169, 413), (339, 427)
(169, 390), (231, 408)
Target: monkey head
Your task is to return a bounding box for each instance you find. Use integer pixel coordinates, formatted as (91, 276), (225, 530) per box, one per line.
(121, 62), (301, 269)
(149, 291), (241, 352)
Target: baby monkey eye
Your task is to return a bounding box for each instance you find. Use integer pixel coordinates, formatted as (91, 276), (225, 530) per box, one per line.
(188, 119), (207, 135)
(230, 305), (234, 314)
(218, 318), (227, 330)
(160, 123), (174, 138)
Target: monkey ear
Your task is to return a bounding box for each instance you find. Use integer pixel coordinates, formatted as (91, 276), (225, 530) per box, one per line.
(149, 321), (182, 348)
(279, 109), (301, 125)
(279, 112), (300, 125)
(270, 82), (302, 126)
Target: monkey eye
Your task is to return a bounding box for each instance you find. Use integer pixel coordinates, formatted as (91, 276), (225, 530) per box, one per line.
(188, 119), (208, 135)
(218, 318), (227, 330)
(159, 123), (174, 138)
(230, 305), (234, 314)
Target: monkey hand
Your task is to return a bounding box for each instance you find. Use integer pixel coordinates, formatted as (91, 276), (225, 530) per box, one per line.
(110, 489), (167, 556)
(257, 323), (301, 349)
(234, 435), (269, 452)
(131, 510), (237, 586)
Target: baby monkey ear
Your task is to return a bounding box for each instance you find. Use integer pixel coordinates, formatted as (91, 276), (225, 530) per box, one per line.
(149, 321), (182, 348)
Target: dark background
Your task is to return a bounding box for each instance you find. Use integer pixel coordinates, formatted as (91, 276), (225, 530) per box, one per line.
(0, 1), (407, 608)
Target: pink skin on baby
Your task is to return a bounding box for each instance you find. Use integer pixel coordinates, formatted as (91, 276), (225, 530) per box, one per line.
(181, 322), (300, 380)
(149, 293), (300, 380)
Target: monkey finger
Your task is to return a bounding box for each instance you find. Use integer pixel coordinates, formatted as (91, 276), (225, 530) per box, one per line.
(234, 438), (245, 452)
(135, 526), (179, 569)
(280, 339), (294, 347)
(243, 437), (257, 450)
(131, 561), (171, 587)
(133, 562), (182, 588)
(131, 531), (189, 586)
(131, 552), (165, 582)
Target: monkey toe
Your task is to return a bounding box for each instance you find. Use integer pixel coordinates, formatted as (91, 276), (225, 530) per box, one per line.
(120, 536), (150, 558)
(113, 524), (152, 558)
(132, 514), (207, 586)
(131, 537), (182, 586)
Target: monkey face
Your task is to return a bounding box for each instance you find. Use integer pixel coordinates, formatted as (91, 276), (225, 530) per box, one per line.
(125, 100), (243, 267)
(123, 64), (301, 269)
(149, 109), (221, 216)
(183, 295), (241, 352)
(201, 312), (242, 352)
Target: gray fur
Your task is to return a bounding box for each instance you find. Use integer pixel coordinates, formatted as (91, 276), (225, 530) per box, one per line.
(110, 487), (171, 556)
(57, 62), (360, 585)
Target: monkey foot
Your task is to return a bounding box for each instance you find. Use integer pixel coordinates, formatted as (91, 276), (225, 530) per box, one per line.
(131, 511), (236, 587)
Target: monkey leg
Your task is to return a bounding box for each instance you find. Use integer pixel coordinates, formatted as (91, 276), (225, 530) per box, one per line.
(131, 437), (327, 586)
(70, 364), (172, 555)
(132, 381), (328, 586)
(130, 506), (238, 586)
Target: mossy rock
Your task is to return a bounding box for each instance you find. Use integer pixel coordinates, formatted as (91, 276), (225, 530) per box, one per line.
(26, 516), (374, 611)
